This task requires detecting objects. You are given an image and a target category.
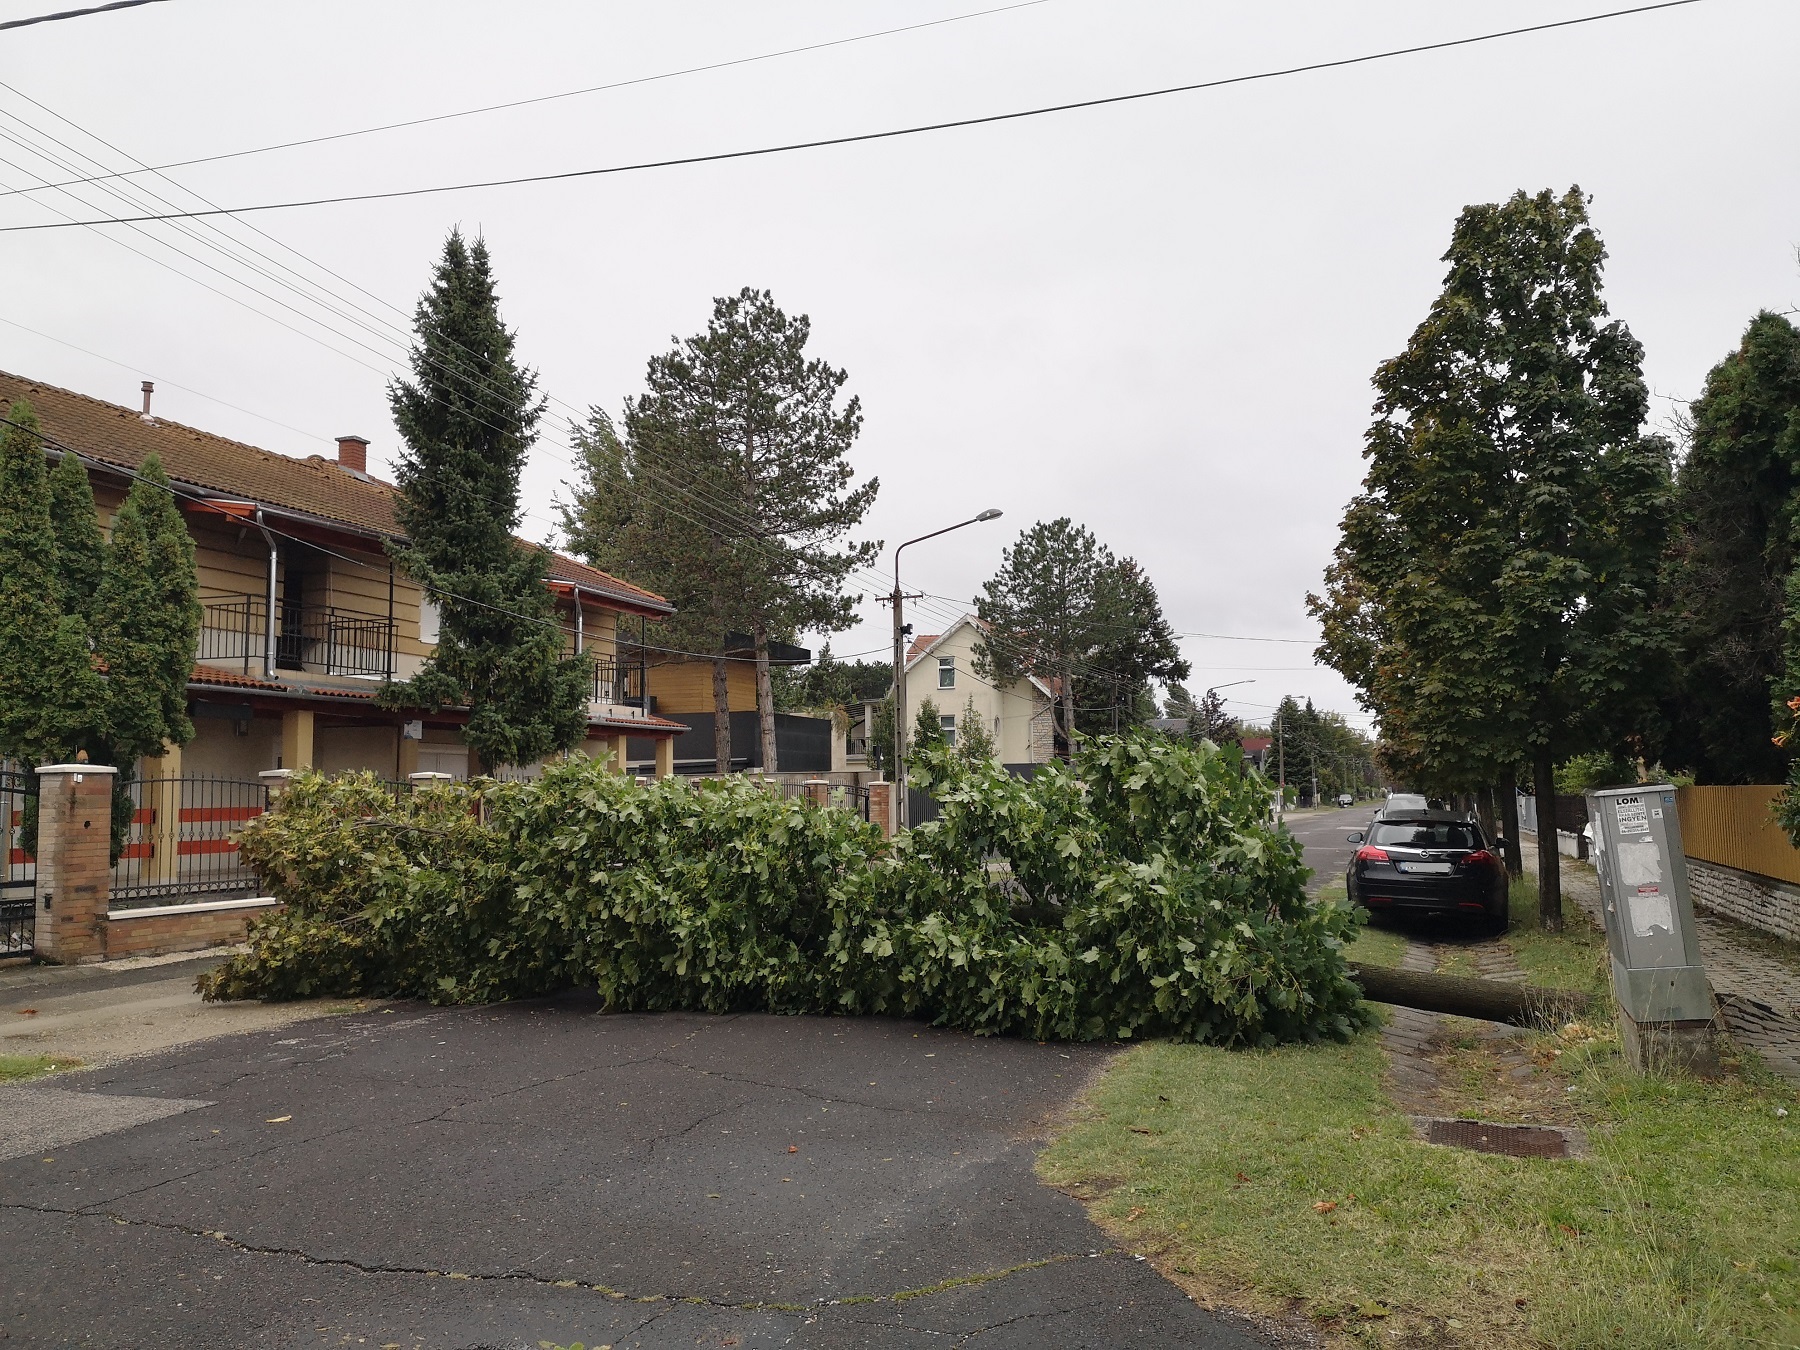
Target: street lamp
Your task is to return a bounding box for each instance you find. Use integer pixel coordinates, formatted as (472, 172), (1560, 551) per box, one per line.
(891, 509), (1003, 827)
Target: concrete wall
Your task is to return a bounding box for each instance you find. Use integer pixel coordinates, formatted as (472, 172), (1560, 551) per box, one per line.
(1688, 858), (1800, 944)
(316, 724), (400, 778)
(181, 713), (283, 780)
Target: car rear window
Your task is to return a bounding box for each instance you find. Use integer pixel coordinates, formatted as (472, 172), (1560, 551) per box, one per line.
(1385, 795), (1428, 811)
(1371, 821), (1483, 850)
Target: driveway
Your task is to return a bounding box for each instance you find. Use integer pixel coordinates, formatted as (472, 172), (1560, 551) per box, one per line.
(1, 1000), (1284, 1348)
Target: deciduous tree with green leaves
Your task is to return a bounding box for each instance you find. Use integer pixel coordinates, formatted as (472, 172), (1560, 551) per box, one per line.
(381, 230), (588, 773)
(1311, 187), (1675, 929)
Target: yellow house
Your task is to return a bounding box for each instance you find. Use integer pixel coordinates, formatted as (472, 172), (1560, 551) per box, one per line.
(2, 371), (686, 784)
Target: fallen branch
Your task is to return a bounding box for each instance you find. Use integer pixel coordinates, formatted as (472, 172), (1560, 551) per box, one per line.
(1347, 961), (1597, 1027)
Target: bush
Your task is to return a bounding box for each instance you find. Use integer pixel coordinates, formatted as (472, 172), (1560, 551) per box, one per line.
(201, 735), (1372, 1046)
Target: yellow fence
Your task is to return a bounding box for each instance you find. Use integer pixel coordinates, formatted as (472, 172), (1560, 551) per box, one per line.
(1675, 785), (1800, 887)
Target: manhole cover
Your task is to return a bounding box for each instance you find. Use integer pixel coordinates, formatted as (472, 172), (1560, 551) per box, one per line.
(1420, 1118), (1574, 1159)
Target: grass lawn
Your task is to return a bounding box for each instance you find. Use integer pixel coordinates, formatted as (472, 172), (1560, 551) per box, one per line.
(0, 1054), (78, 1083)
(1041, 881), (1800, 1346)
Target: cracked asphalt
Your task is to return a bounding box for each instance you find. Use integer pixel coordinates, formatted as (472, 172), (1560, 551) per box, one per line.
(1, 997), (1284, 1347)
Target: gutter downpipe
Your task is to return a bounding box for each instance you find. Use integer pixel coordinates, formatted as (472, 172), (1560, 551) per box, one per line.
(253, 508), (278, 680)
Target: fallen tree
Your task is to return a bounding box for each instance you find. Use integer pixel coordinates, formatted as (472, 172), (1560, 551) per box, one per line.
(200, 735), (1376, 1048)
(1347, 961), (1597, 1027)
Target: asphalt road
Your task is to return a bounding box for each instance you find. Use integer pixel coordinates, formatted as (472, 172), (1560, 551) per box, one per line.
(1, 1001), (1284, 1348)
(1282, 804), (1379, 895)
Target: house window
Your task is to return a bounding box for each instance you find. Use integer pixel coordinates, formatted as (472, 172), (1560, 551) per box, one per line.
(941, 713), (956, 747)
(419, 595), (441, 646)
(938, 656), (955, 689)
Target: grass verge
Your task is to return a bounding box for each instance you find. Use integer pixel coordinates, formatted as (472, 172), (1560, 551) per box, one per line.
(1042, 881), (1800, 1347)
(0, 1054), (80, 1083)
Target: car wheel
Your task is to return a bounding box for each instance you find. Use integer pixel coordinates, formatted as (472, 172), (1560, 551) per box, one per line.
(1484, 900), (1510, 938)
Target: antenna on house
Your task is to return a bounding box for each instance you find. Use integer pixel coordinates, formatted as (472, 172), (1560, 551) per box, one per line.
(140, 380), (154, 420)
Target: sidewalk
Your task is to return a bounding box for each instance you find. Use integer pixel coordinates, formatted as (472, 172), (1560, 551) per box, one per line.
(1, 950), (358, 1069)
(1521, 837), (1800, 1079)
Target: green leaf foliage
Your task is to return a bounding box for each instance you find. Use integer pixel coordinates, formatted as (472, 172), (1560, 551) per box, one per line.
(1660, 311), (1800, 784)
(201, 735), (1370, 1048)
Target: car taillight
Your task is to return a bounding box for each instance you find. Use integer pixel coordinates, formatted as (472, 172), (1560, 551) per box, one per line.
(1355, 845), (1390, 863)
(1462, 850), (1495, 868)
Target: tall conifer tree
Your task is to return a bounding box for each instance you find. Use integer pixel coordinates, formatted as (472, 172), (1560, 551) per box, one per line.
(382, 230), (587, 772)
(48, 445), (105, 624)
(0, 400), (104, 764)
(92, 453), (200, 765)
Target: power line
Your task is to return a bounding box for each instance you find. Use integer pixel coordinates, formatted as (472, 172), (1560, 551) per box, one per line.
(0, 0), (1707, 233)
(0, 0), (168, 31)
(1178, 631), (1318, 644)
(0, 0), (1054, 198)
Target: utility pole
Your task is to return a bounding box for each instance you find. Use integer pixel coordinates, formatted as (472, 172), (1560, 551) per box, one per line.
(1276, 707), (1286, 824)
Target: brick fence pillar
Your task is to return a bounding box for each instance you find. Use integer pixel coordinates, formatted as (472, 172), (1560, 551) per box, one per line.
(866, 781), (893, 839)
(33, 763), (117, 964)
(802, 778), (830, 808)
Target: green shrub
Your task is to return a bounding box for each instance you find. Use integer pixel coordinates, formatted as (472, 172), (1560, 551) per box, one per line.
(200, 735), (1371, 1046)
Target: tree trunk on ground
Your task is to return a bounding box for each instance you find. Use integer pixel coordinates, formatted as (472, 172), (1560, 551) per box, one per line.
(1533, 748), (1563, 931)
(1347, 962), (1593, 1027)
(712, 655), (732, 775)
(1498, 772), (1522, 873)
(754, 619), (778, 773)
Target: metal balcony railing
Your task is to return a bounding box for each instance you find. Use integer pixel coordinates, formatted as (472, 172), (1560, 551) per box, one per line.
(588, 655), (650, 710)
(199, 595), (394, 680)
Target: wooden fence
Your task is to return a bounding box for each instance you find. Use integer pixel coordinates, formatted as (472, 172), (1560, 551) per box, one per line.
(1676, 785), (1800, 886)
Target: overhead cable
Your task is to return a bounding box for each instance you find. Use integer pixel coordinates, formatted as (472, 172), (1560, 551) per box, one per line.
(0, 0), (168, 32)
(0, 0), (1053, 196)
(0, 1), (1705, 232)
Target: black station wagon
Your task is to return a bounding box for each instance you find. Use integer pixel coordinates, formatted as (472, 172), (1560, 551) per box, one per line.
(1344, 811), (1509, 933)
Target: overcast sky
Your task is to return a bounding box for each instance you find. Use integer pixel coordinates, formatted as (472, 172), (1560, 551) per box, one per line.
(3, 0), (1796, 733)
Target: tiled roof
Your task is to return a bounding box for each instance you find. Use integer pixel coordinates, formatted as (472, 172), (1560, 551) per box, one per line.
(0, 369), (671, 615)
(906, 633), (941, 661)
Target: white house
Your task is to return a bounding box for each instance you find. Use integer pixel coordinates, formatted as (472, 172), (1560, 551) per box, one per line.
(903, 615), (1055, 767)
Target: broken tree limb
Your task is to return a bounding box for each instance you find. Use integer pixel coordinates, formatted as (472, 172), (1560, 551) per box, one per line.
(1347, 961), (1597, 1028)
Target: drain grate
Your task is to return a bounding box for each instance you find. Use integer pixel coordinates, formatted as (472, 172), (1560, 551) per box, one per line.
(1419, 1117), (1575, 1159)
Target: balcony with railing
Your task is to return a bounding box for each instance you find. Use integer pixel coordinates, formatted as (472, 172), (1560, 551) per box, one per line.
(199, 594), (395, 681)
(587, 653), (652, 713)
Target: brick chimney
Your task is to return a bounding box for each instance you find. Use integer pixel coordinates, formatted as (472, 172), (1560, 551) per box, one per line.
(335, 435), (369, 474)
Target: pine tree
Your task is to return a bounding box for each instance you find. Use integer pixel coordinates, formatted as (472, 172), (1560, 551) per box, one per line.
(910, 696), (946, 758)
(382, 230), (587, 772)
(1075, 557), (1189, 733)
(0, 400), (104, 764)
(568, 288), (878, 773)
(1311, 187), (1675, 929)
(92, 453), (200, 765)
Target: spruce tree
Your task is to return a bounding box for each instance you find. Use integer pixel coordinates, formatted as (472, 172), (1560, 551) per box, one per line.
(92, 453), (200, 765)
(382, 230), (587, 772)
(0, 400), (104, 764)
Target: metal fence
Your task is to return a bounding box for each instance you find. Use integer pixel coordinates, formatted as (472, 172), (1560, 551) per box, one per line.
(110, 776), (269, 909)
(1, 766), (34, 955)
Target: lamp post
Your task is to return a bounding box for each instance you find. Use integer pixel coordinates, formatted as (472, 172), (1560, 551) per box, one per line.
(1199, 678), (1253, 740)
(891, 509), (1003, 828)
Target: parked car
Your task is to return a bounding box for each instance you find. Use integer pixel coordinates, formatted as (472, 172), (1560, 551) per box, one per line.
(1344, 811), (1509, 933)
(1336, 793), (1354, 808)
